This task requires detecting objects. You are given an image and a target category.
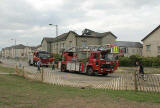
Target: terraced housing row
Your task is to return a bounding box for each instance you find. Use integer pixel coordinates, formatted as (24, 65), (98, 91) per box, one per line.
(1, 25), (160, 58)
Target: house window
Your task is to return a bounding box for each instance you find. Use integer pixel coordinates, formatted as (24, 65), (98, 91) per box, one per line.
(62, 43), (64, 48)
(69, 41), (72, 47)
(63, 43), (65, 48)
(82, 41), (87, 47)
(146, 45), (151, 51)
(121, 47), (128, 53)
(158, 46), (160, 53)
(53, 43), (55, 48)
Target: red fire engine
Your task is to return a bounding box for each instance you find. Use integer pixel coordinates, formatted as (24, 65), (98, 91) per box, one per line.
(58, 44), (119, 76)
(28, 51), (54, 66)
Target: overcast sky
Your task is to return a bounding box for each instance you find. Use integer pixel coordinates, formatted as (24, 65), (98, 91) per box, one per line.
(0, 0), (160, 50)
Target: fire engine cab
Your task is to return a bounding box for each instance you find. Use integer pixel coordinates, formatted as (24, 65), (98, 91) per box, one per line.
(28, 51), (54, 66)
(59, 44), (119, 76)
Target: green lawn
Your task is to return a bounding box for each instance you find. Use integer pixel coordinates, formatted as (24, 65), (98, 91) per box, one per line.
(0, 65), (160, 108)
(0, 65), (15, 73)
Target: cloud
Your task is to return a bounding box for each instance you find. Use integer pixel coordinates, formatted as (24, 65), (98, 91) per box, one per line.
(0, 0), (160, 50)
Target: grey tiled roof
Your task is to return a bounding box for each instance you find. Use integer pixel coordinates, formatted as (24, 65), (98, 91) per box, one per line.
(42, 31), (79, 43)
(12, 44), (26, 49)
(42, 29), (116, 44)
(81, 28), (117, 38)
(35, 45), (41, 48)
(57, 31), (79, 41)
(5, 47), (12, 49)
(43, 37), (56, 43)
(115, 41), (143, 48)
(56, 32), (69, 41)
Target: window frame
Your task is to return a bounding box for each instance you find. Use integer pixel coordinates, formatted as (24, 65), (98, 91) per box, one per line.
(146, 45), (151, 51)
(82, 41), (87, 47)
(69, 41), (72, 47)
(158, 46), (160, 53)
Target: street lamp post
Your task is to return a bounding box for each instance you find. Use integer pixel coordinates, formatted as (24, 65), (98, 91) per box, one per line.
(49, 24), (58, 54)
(26, 42), (29, 57)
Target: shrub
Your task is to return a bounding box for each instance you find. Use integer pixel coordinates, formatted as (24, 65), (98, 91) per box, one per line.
(152, 57), (160, 67)
(119, 57), (132, 66)
(119, 55), (160, 67)
(157, 55), (160, 58)
(141, 57), (153, 67)
(52, 53), (62, 61)
(129, 55), (142, 66)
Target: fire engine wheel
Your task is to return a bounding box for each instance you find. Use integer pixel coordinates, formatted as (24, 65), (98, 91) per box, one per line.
(61, 65), (66, 72)
(87, 67), (94, 76)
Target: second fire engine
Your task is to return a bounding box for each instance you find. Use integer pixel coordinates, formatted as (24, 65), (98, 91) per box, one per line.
(28, 51), (54, 67)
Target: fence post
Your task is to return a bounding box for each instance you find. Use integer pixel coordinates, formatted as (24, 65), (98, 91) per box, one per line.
(134, 71), (138, 91)
(41, 67), (44, 82)
(16, 65), (18, 74)
(22, 66), (24, 77)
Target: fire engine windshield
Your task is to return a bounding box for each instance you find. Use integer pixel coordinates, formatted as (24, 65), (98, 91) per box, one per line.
(39, 53), (51, 58)
(100, 52), (118, 61)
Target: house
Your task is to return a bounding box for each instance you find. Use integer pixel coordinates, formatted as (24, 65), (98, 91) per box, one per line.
(115, 41), (143, 57)
(24, 46), (36, 57)
(0, 50), (1, 57)
(3, 47), (12, 58)
(12, 44), (26, 58)
(41, 38), (55, 53)
(41, 29), (117, 54)
(1, 44), (36, 59)
(141, 25), (160, 57)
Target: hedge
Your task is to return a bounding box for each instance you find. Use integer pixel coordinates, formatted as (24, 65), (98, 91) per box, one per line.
(119, 55), (160, 67)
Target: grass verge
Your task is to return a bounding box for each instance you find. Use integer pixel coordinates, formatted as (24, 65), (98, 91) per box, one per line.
(0, 65), (15, 73)
(0, 65), (160, 108)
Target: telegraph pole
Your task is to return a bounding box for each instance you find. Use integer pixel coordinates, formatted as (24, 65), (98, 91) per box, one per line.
(11, 38), (16, 59)
(15, 39), (16, 59)
(49, 24), (58, 54)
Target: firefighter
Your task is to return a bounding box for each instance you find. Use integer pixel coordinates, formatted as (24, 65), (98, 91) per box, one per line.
(136, 61), (145, 80)
(52, 59), (55, 71)
(37, 59), (41, 72)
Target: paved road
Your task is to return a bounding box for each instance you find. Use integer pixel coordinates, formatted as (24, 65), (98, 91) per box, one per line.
(0, 58), (133, 89)
(1, 58), (160, 92)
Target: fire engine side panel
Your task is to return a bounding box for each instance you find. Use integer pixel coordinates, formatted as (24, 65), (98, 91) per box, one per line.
(67, 62), (71, 70)
(70, 62), (75, 71)
(75, 62), (80, 71)
(66, 62), (80, 71)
